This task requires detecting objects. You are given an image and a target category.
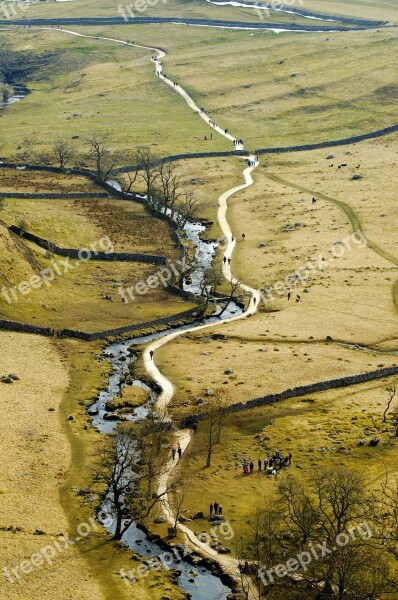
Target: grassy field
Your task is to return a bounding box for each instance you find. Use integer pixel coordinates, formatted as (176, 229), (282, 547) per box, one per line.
(0, 331), (186, 600)
(1, 0), (364, 25)
(3, 23), (398, 161)
(170, 375), (398, 545)
(0, 28), (230, 159)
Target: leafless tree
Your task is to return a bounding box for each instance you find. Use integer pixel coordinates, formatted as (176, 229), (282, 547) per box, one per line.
(86, 133), (120, 182)
(167, 478), (188, 537)
(135, 145), (159, 205)
(52, 139), (73, 170)
(198, 266), (223, 312)
(215, 277), (242, 318)
(154, 161), (181, 214)
(175, 190), (202, 227)
(383, 385), (396, 423)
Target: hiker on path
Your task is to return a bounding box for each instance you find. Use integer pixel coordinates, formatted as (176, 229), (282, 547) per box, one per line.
(288, 291), (291, 301)
(258, 458), (262, 471)
(264, 458), (268, 470)
(288, 452), (292, 464)
(227, 257), (231, 265)
(214, 502), (219, 515)
(210, 503), (214, 516)
(223, 256), (227, 264)
(150, 350), (154, 360)
(177, 444), (182, 459)
(172, 448), (176, 460)
(253, 297), (256, 305)
(250, 461), (254, 474)
(242, 232), (246, 241)
(231, 235), (234, 242)
(218, 505), (223, 516)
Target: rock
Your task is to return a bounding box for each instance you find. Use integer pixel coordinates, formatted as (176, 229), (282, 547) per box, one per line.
(196, 398), (206, 405)
(48, 408), (55, 412)
(103, 413), (120, 421)
(1, 376), (13, 384)
(192, 511), (205, 520)
(326, 336), (333, 341)
(218, 547), (231, 554)
(67, 415), (74, 421)
(258, 347), (266, 352)
(154, 516), (167, 524)
(259, 242), (266, 248)
(224, 368), (233, 375)
(34, 529), (45, 535)
(8, 373), (20, 380)
(326, 154), (334, 159)
(205, 389), (214, 396)
(369, 438), (380, 446)
(84, 424), (91, 430)
(351, 174), (363, 180)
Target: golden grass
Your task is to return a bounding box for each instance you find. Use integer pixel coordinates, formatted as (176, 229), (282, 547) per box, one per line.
(172, 376), (398, 544)
(0, 332), (106, 599)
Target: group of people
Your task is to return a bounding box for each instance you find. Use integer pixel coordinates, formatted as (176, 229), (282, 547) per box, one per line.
(223, 256), (232, 265)
(209, 502), (223, 517)
(171, 443), (182, 461)
(242, 451), (292, 476)
(233, 139), (244, 146)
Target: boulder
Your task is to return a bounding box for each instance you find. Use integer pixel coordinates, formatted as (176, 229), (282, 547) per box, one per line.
(192, 511), (205, 520)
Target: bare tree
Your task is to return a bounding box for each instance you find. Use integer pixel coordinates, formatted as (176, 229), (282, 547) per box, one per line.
(198, 266), (223, 312)
(167, 478), (188, 537)
(176, 190), (202, 227)
(52, 139), (73, 170)
(215, 277), (242, 318)
(135, 145), (159, 205)
(383, 385), (396, 422)
(92, 427), (139, 540)
(86, 133), (120, 182)
(154, 161), (181, 214)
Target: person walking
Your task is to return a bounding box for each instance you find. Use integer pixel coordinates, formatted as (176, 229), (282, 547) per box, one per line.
(253, 297), (257, 305)
(227, 257), (231, 265)
(242, 232), (246, 241)
(288, 452), (292, 464)
(214, 502), (219, 515)
(231, 235), (234, 242)
(210, 503), (214, 517)
(172, 447), (176, 460)
(150, 350), (154, 360)
(287, 291), (291, 301)
(250, 461), (254, 474)
(177, 444), (182, 459)
(258, 458), (262, 472)
(264, 458), (268, 470)
(223, 256), (227, 264)
(218, 505), (223, 516)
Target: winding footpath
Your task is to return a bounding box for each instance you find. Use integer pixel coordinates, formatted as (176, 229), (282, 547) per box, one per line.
(46, 25), (259, 587)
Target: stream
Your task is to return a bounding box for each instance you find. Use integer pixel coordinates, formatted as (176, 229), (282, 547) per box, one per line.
(0, 84), (29, 110)
(88, 214), (241, 599)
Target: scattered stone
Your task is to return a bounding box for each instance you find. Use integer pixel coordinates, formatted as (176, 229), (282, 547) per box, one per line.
(192, 511), (205, 520)
(67, 415), (74, 421)
(224, 368), (233, 375)
(154, 516), (167, 524)
(351, 174), (363, 180)
(205, 389), (214, 396)
(218, 547), (231, 554)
